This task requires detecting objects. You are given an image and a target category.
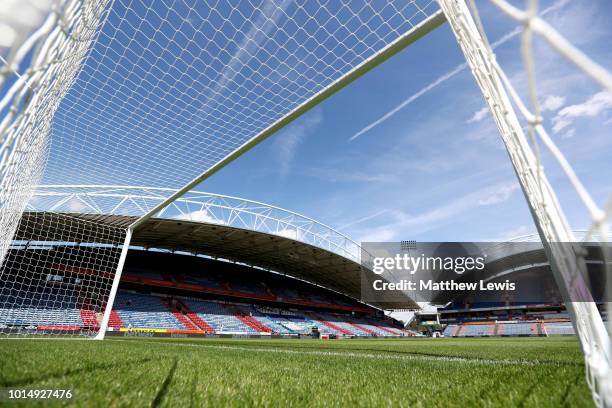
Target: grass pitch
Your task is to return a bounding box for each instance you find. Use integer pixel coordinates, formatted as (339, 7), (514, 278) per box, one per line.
(0, 337), (591, 407)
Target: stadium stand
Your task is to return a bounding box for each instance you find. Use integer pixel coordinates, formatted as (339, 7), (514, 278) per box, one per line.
(239, 305), (300, 334)
(500, 322), (537, 336)
(442, 324), (456, 337)
(441, 320), (579, 337)
(543, 321), (575, 336)
(114, 292), (188, 330)
(459, 324), (494, 337)
(437, 299), (607, 337)
(181, 298), (259, 334)
(0, 249), (407, 337)
(0, 288), (83, 329)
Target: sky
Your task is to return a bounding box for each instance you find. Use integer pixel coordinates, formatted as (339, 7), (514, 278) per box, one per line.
(195, 0), (612, 244)
(8, 0), (611, 246)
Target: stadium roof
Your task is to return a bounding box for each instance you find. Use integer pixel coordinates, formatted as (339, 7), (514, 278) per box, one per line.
(15, 211), (418, 310)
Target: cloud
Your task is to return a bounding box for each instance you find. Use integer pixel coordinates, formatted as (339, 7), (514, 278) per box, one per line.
(349, 62), (467, 141)
(478, 183), (520, 206)
(467, 107), (489, 124)
(541, 95), (565, 111)
(276, 227), (304, 241)
(337, 208), (390, 231)
(348, 0), (569, 142)
(358, 226), (398, 243)
(67, 198), (88, 212)
(304, 167), (391, 184)
(174, 209), (224, 224)
(197, 0), (293, 115)
(355, 182), (520, 242)
(561, 128), (576, 139)
(275, 108), (323, 177)
(488, 225), (534, 241)
(552, 91), (612, 133)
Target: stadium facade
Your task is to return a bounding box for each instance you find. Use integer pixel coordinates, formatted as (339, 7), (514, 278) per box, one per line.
(431, 236), (608, 338)
(0, 186), (415, 338)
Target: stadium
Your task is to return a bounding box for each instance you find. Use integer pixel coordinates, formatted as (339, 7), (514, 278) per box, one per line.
(2, 185), (414, 338)
(1, 0), (611, 407)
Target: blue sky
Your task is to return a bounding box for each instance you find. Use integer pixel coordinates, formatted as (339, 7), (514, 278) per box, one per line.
(195, 0), (612, 243)
(8, 1), (608, 245)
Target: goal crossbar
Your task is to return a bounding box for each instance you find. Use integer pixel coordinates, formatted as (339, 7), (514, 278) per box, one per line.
(95, 9), (447, 338)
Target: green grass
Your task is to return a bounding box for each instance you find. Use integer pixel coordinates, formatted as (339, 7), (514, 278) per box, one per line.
(0, 337), (592, 407)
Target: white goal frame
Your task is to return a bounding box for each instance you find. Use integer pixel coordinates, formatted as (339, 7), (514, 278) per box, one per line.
(438, 1), (611, 406)
(92, 9), (447, 339)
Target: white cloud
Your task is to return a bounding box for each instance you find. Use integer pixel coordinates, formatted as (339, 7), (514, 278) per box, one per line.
(67, 198), (88, 212)
(349, 62), (467, 141)
(337, 208), (390, 231)
(305, 167), (391, 184)
(199, 0), (293, 111)
(561, 128), (576, 139)
(541, 95), (565, 112)
(467, 107), (489, 124)
(488, 225), (533, 242)
(174, 209), (223, 224)
(275, 108), (323, 177)
(478, 183), (520, 206)
(553, 91), (612, 133)
(358, 226), (397, 243)
(276, 227), (304, 241)
(348, 0), (569, 142)
(355, 182), (520, 242)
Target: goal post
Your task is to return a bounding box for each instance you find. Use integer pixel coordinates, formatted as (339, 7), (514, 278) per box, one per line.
(1, 0), (445, 341)
(437, 0), (611, 405)
(93, 8), (446, 340)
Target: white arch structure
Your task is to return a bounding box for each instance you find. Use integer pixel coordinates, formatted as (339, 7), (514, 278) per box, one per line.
(26, 185), (361, 263)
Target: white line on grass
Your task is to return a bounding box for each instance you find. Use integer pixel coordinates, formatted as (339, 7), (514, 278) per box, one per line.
(112, 339), (542, 366)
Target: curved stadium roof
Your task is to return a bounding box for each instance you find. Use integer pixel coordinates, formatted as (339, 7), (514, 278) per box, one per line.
(19, 185), (417, 309)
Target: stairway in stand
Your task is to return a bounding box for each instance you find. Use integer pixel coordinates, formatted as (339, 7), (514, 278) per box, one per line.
(225, 304), (272, 333)
(108, 310), (124, 329)
(372, 324), (400, 335)
(80, 309), (99, 328)
(173, 298), (215, 333)
(309, 313), (352, 335)
(350, 322), (376, 335)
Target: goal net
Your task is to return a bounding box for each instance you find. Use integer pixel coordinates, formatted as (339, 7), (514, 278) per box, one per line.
(0, 0), (610, 405)
(0, 0), (441, 338)
(437, 1), (612, 406)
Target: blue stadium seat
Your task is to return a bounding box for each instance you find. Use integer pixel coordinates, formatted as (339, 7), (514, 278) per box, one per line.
(114, 292), (186, 330)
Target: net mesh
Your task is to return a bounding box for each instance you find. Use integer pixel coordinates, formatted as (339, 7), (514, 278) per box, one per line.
(0, 213), (124, 336)
(0, 0), (439, 337)
(46, 0), (437, 188)
(438, 0), (611, 405)
(0, 0), (110, 276)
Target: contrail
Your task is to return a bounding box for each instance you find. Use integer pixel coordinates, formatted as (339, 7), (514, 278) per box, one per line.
(348, 0), (568, 142)
(348, 62), (466, 141)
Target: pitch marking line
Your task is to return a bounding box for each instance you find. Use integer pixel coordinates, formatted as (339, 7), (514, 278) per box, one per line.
(113, 339), (543, 366)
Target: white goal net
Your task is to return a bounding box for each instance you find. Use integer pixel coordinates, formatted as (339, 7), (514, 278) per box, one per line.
(0, 0), (441, 339)
(0, 0), (610, 405)
(438, 1), (612, 406)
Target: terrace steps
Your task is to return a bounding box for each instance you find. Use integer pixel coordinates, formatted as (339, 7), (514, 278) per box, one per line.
(80, 309), (99, 327)
(174, 299), (214, 333)
(225, 304), (272, 333)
